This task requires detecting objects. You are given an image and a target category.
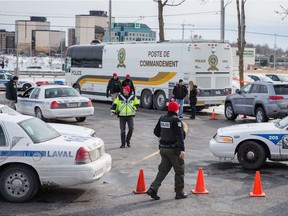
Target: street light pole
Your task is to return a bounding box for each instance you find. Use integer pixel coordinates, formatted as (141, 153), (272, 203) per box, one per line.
(274, 34), (277, 70)
(109, 0), (112, 42)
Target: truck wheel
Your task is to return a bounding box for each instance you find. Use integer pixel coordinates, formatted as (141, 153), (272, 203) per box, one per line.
(141, 90), (153, 109)
(237, 141), (267, 170)
(0, 165), (40, 203)
(22, 83), (31, 91)
(255, 107), (268, 123)
(76, 117), (86, 122)
(154, 91), (166, 110)
(35, 108), (46, 121)
(225, 102), (238, 120)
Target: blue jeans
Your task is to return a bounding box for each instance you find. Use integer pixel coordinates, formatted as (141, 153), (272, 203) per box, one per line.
(190, 104), (196, 118)
(176, 99), (184, 117)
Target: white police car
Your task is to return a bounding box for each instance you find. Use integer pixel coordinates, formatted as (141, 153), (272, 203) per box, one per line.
(0, 113), (112, 202)
(0, 71), (35, 90)
(0, 104), (97, 137)
(16, 85), (94, 122)
(210, 116), (288, 169)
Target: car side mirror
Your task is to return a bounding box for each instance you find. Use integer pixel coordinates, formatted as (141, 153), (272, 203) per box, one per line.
(235, 89), (240, 94)
(17, 94), (23, 97)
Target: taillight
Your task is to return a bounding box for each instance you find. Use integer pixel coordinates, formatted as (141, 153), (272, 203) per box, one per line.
(224, 88), (232, 95)
(87, 100), (92, 107)
(269, 96), (284, 100)
(50, 101), (59, 109)
(75, 147), (92, 164)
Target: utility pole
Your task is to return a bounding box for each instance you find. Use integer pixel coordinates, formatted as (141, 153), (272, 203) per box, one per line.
(220, 0), (225, 41)
(274, 34), (277, 70)
(182, 23), (194, 40)
(109, 0), (112, 42)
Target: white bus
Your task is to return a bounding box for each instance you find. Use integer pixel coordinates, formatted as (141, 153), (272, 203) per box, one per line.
(64, 40), (232, 111)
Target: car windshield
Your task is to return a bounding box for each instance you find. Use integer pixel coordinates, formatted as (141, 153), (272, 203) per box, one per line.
(6, 73), (13, 80)
(45, 87), (80, 98)
(19, 118), (61, 143)
(274, 116), (288, 128)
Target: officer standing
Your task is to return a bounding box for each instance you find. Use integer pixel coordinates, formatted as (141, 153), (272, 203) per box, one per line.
(122, 74), (135, 95)
(106, 73), (122, 102)
(147, 101), (187, 200)
(5, 76), (18, 110)
(111, 86), (139, 148)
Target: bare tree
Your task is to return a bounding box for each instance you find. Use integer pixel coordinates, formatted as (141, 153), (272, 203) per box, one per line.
(275, 4), (288, 20)
(154, 0), (186, 42)
(236, 0), (246, 88)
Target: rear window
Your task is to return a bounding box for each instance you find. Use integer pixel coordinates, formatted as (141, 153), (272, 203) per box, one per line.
(45, 88), (80, 98)
(274, 85), (288, 95)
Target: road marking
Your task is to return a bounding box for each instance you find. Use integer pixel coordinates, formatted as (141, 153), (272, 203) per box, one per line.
(134, 150), (160, 164)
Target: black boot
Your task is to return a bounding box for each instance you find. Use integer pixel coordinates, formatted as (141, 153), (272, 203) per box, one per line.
(175, 191), (188, 199)
(146, 188), (160, 200)
(126, 140), (130, 147)
(120, 132), (126, 148)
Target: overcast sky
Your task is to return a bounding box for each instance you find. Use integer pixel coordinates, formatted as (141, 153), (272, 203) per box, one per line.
(1, 0), (288, 50)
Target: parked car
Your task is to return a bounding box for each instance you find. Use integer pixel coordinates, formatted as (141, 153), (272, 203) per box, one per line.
(247, 74), (274, 82)
(16, 85), (94, 122)
(0, 71), (35, 90)
(0, 104), (97, 137)
(210, 115), (288, 170)
(266, 73), (288, 82)
(225, 81), (288, 122)
(0, 113), (112, 202)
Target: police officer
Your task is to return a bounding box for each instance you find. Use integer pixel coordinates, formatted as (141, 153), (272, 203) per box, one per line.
(111, 86), (140, 148)
(147, 101), (187, 200)
(106, 73), (122, 102)
(5, 76), (18, 110)
(122, 74), (135, 95)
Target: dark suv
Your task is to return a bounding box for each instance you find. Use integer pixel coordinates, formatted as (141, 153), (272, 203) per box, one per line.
(225, 81), (288, 122)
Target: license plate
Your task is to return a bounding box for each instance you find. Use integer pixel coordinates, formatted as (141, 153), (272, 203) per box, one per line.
(69, 103), (78, 108)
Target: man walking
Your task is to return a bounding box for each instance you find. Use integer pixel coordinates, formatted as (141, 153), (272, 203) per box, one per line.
(111, 86), (139, 148)
(147, 101), (187, 200)
(5, 76), (18, 110)
(172, 79), (188, 118)
(122, 74), (135, 95)
(106, 73), (122, 101)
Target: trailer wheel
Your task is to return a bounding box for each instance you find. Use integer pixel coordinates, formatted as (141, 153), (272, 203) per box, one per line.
(141, 90), (153, 109)
(154, 91), (166, 110)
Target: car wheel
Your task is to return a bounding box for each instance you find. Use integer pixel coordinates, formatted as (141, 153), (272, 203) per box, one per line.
(35, 108), (46, 121)
(224, 102), (238, 120)
(76, 117), (86, 122)
(141, 90), (153, 109)
(0, 165), (40, 203)
(255, 107), (268, 123)
(237, 141), (267, 170)
(154, 91), (166, 110)
(22, 83), (31, 91)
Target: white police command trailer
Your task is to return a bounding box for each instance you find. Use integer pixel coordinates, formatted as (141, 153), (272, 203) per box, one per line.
(64, 40), (232, 111)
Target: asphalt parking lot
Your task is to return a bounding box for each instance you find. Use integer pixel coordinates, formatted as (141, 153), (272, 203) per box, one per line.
(0, 94), (288, 216)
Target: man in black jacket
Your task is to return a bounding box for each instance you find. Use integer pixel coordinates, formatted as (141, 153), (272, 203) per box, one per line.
(122, 74), (135, 95)
(106, 73), (122, 101)
(172, 79), (188, 118)
(5, 76), (18, 110)
(146, 101), (187, 200)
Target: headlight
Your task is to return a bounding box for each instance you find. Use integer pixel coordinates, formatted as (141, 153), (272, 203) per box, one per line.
(215, 136), (233, 143)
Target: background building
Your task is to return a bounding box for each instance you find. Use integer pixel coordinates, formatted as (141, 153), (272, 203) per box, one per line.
(75, 10), (114, 45)
(68, 28), (76, 47)
(0, 30), (15, 54)
(107, 23), (156, 42)
(16, 16), (50, 55)
(232, 47), (256, 71)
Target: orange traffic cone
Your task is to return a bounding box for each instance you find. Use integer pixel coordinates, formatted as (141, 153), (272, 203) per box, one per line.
(210, 109), (217, 120)
(133, 168), (147, 194)
(192, 167), (209, 194)
(250, 171), (265, 197)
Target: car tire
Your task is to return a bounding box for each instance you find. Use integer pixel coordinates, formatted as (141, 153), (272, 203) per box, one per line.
(224, 102), (238, 120)
(154, 91), (166, 110)
(141, 90), (153, 109)
(0, 165), (40, 203)
(255, 107), (268, 123)
(22, 83), (31, 91)
(35, 108), (46, 121)
(76, 117), (86, 122)
(237, 141), (267, 170)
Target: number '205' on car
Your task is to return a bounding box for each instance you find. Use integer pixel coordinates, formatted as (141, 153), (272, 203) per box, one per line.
(209, 116), (288, 169)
